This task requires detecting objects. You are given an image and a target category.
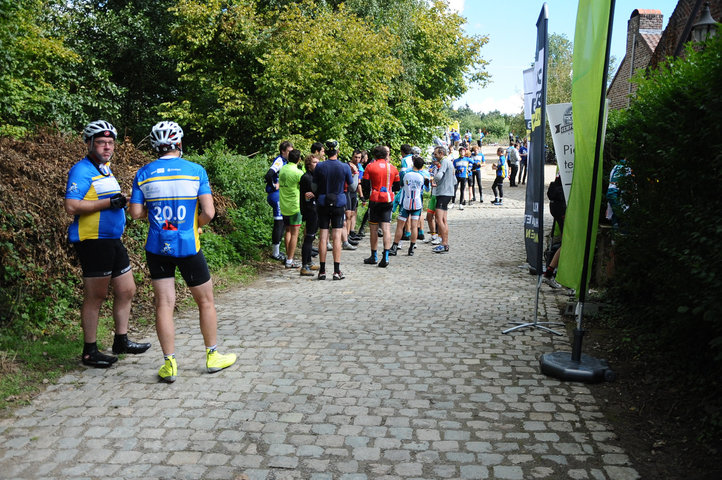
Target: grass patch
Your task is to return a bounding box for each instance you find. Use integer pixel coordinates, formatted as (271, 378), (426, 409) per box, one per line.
(0, 329), (85, 413)
(0, 264), (259, 416)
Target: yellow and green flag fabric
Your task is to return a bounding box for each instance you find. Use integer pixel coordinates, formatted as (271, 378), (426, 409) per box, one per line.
(556, 0), (613, 294)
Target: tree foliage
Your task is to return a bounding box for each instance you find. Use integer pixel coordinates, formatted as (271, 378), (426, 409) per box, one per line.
(546, 33), (573, 106)
(54, 0), (179, 140)
(1, 0), (488, 153)
(161, 0), (488, 154)
(0, 0), (120, 136)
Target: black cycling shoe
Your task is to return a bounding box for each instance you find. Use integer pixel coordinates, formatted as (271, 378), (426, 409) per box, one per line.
(82, 350), (118, 368)
(112, 337), (151, 355)
(388, 245), (398, 256)
(363, 256), (378, 265)
(378, 258), (389, 268)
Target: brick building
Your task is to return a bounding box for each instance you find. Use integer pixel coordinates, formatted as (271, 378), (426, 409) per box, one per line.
(607, 0), (721, 110)
(649, 0), (722, 68)
(607, 9), (663, 110)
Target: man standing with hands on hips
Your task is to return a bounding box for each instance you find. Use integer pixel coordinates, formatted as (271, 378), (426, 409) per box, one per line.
(65, 120), (150, 368)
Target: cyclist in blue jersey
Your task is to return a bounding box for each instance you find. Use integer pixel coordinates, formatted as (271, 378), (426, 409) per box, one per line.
(65, 120), (150, 368)
(453, 146), (470, 210)
(129, 121), (236, 383)
(492, 147), (508, 205)
(468, 145), (484, 204)
(265, 141), (294, 262)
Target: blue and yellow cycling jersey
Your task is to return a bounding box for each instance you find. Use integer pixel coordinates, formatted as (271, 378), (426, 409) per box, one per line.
(130, 157), (212, 258)
(454, 157), (470, 178)
(496, 155), (508, 178)
(66, 157), (125, 242)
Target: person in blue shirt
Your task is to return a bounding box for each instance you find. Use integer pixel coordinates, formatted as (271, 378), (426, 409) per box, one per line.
(312, 139), (353, 280)
(492, 147), (507, 205)
(65, 120), (150, 368)
(450, 129), (461, 150)
(130, 121), (236, 383)
(453, 146), (470, 210)
(518, 140), (529, 185)
(265, 141), (294, 262)
(468, 145), (484, 204)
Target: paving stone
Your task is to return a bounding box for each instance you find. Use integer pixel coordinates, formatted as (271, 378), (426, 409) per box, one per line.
(0, 168), (640, 480)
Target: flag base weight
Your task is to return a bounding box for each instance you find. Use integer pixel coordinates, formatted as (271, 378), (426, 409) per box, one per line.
(539, 351), (616, 383)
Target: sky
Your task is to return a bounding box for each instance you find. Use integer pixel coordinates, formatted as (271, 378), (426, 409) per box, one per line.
(449, 0), (679, 114)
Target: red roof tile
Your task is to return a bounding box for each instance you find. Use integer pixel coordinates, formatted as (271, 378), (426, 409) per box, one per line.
(640, 33), (663, 51)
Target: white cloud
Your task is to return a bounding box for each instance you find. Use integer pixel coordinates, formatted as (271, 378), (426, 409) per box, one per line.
(455, 94), (523, 115)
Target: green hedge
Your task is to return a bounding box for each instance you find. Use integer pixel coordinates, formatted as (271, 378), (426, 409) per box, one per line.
(610, 35), (722, 366)
(189, 141), (272, 262)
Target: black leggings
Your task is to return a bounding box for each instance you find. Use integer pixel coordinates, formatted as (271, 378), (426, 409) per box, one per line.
(301, 210), (318, 266)
(509, 164), (519, 186)
(469, 170), (482, 199)
(453, 177), (467, 204)
(492, 177), (504, 198)
(272, 218), (284, 245)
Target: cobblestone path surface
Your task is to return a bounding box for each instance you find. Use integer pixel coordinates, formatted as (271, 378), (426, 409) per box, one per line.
(0, 164), (640, 479)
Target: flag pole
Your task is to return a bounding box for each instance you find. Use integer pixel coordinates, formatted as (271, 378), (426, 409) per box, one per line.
(539, 0), (617, 383)
(503, 3), (564, 337)
(571, 0), (616, 361)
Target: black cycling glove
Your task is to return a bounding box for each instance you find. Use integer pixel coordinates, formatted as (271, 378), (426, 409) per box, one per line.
(109, 193), (127, 209)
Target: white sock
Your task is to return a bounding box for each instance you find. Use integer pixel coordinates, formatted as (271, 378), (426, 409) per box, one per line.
(272, 243), (280, 256)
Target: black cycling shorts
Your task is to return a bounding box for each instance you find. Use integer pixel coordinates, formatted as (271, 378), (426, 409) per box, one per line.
(435, 195), (453, 211)
(146, 250), (211, 287)
(346, 192), (358, 212)
(369, 201), (393, 224)
(74, 239), (132, 278)
(317, 205), (346, 230)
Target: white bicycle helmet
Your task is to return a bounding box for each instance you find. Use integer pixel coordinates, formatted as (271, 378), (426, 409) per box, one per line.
(82, 120), (117, 143)
(150, 121), (184, 152)
(411, 146), (422, 155)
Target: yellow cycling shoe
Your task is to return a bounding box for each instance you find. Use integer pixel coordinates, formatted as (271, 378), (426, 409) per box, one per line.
(158, 356), (177, 383)
(206, 349), (236, 373)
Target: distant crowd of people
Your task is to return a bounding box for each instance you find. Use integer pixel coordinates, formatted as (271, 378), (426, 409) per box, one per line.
(64, 119), (563, 381)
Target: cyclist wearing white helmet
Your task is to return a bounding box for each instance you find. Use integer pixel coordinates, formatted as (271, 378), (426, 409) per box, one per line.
(129, 121), (236, 383)
(64, 120), (150, 368)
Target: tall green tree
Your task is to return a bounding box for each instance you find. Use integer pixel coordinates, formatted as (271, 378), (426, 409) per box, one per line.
(161, 0), (489, 153)
(54, 0), (179, 141)
(546, 33), (573, 105)
(0, 0), (119, 136)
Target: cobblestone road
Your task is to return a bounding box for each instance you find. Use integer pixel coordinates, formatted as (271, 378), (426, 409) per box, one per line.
(0, 162), (640, 479)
